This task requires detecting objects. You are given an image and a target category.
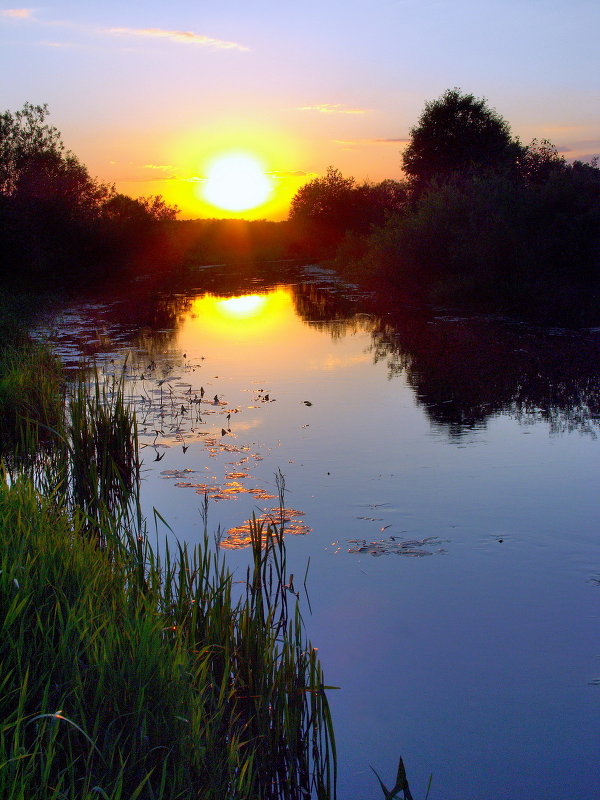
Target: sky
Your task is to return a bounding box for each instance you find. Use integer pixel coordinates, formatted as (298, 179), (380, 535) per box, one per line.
(1, 0), (599, 220)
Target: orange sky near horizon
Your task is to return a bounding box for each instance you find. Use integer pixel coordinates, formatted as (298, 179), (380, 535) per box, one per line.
(114, 123), (319, 220)
(90, 115), (409, 220)
(1, 1), (599, 220)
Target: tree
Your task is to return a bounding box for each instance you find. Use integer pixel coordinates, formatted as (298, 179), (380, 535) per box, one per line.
(361, 178), (408, 222)
(0, 103), (62, 196)
(402, 88), (521, 194)
(516, 138), (566, 184)
(102, 193), (178, 225)
(0, 102), (109, 217)
(289, 167), (408, 255)
(138, 194), (178, 222)
(289, 167), (358, 227)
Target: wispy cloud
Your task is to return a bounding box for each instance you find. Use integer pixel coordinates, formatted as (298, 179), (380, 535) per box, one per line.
(554, 140), (600, 155)
(296, 103), (368, 115)
(270, 169), (314, 178)
(0, 8), (33, 18)
(0, 11), (248, 52)
(542, 124), (591, 134)
(571, 139), (600, 149)
(143, 163), (174, 171)
(107, 26), (248, 51)
(40, 40), (83, 48)
(333, 137), (409, 146)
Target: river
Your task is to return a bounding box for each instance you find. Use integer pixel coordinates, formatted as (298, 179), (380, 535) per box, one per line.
(35, 262), (600, 800)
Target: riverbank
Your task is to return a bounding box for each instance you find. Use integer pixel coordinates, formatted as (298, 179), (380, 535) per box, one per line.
(0, 314), (336, 800)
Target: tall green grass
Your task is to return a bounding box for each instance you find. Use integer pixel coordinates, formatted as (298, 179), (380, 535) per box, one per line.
(65, 366), (140, 540)
(0, 341), (64, 459)
(0, 346), (337, 799)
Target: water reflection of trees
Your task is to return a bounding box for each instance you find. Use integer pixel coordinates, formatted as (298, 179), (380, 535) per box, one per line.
(291, 282), (368, 340)
(289, 280), (600, 437)
(91, 266), (600, 438)
(368, 315), (600, 437)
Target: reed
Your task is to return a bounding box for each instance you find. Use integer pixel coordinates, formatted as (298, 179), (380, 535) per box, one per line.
(0, 341), (64, 460)
(65, 365), (140, 540)
(0, 348), (337, 799)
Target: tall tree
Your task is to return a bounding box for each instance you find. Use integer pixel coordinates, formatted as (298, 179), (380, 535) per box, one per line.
(289, 167), (358, 229)
(289, 167), (408, 255)
(402, 88), (521, 194)
(0, 102), (109, 216)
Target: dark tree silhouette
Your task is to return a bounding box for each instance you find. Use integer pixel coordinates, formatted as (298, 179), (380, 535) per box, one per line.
(102, 193), (178, 224)
(402, 88), (521, 194)
(0, 103), (179, 283)
(289, 167), (408, 254)
(516, 138), (566, 184)
(1, 103), (178, 225)
(0, 102), (109, 215)
(289, 167), (358, 227)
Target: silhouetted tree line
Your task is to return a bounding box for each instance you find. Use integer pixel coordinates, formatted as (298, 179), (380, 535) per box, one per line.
(288, 167), (407, 256)
(0, 103), (178, 287)
(5, 96), (599, 322)
(75, 260), (600, 439)
(0, 103), (304, 290)
(289, 89), (600, 323)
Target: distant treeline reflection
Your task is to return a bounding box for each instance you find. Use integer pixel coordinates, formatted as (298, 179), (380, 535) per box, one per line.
(291, 279), (600, 437)
(72, 265), (600, 439)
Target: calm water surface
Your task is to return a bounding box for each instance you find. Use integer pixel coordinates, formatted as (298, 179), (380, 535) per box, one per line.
(37, 264), (600, 800)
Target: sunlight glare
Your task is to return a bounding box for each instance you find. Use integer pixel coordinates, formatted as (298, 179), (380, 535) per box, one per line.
(218, 295), (267, 318)
(183, 289), (293, 344)
(203, 154), (273, 212)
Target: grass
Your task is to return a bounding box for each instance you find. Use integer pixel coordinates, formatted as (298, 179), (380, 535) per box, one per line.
(65, 366), (141, 540)
(0, 342), (337, 799)
(0, 340), (64, 458)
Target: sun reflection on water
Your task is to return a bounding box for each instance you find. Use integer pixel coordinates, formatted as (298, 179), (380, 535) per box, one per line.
(217, 294), (267, 318)
(186, 287), (293, 342)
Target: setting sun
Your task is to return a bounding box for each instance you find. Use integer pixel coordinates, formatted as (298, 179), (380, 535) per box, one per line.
(202, 153), (273, 212)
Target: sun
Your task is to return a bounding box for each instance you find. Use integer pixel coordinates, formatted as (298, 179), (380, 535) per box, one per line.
(202, 153), (273, 212)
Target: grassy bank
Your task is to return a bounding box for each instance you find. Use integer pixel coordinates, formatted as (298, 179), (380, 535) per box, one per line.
(0, 338), (336, 799)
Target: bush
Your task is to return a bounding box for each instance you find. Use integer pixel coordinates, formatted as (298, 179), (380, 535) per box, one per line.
(362, 164), (600, 320)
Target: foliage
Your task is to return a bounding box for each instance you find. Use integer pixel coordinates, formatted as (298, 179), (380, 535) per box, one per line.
(0, 103), (178, 284)
(102, 192), (178, 225)
(0, 341), (64, 457)
(289, 167), (407, 254)
(0, 345), (337, 800)
(138, 193), (179, 221)
(401, 88), (521, 195)
(65, 367), (140, 537)
(371, 756), (422, 800)
(367, 171), (526, 285)
(312, 87), (600, 322)
(516, 138), (567, 184)
(290, 168), (357, 225)
(363, 160), (600, 321)
(0, 102), (110, 217)
(0, 477), (336, 799)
